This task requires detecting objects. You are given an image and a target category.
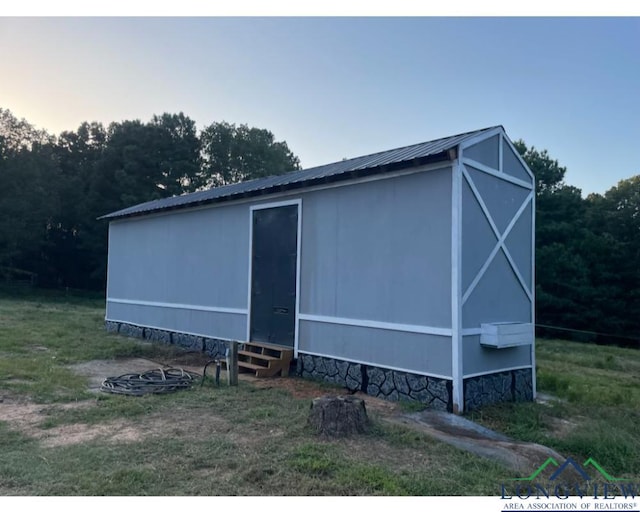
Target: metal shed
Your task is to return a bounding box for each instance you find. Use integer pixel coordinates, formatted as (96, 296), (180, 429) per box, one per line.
(102, 125), (535, 413)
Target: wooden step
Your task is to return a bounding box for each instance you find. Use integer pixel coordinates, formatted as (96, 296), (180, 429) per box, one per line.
(237, 361), (265, 372)
(238, 350), (280, 361)
(241, 340), (291, 351)
(224, 341), (294, 378)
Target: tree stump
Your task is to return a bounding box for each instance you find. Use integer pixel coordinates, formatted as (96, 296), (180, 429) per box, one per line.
(308, 395), (369, 437)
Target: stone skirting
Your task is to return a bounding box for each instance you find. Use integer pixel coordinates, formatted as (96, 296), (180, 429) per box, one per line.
(296, 353), (452, 412)
(105, 320), (229, 359)
(107, 321), (532, 412)
(463, 368), (534, 411)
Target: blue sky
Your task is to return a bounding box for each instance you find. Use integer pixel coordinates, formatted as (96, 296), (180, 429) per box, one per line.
(1, 16), (638, 195)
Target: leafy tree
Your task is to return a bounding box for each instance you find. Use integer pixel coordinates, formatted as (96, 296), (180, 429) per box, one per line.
(150, 112), (202, 195)
(585, 177), (640, 337)
(199, 121), (300, 187)
(516, 138), (640, 341)
(515, 141), (584, 327)
(43, 122), (107, 288)
(78, 114), (202, 288)
(0, 109), (303, 291)
(0, 109), (59, 283)
(513, 140), (566, 195)
(0, 108), (52, 156)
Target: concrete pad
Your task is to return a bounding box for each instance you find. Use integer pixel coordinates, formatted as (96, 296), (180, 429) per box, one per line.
(386, 410), (564, 473)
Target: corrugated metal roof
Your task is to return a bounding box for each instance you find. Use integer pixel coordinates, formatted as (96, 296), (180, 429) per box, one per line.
(101, 125), (500, 220)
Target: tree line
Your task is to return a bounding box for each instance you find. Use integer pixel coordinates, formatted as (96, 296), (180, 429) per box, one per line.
(0, 108), (638, 343)
(0, 108), (300, 291)
(515, 141), (639, 344)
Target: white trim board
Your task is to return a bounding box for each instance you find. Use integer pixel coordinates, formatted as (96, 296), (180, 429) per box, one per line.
(298, 314), (452, 337)
(105, 318), (242, 344)
(250, 198), (301, 211)
(294, 200), (303, 358)
(462, 158), (533, 190)
(450, 156), (463, 413)
(298, 350), (453, 381)
(498, 132), (504, 173)
(107, 298), (248, 315)
(531, 175), (537, 399)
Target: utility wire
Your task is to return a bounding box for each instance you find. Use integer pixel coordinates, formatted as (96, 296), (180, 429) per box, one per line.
(535, 323), (640, 343)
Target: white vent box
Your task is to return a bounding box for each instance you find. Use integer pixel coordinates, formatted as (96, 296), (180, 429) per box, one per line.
(480, 322), (533, 349)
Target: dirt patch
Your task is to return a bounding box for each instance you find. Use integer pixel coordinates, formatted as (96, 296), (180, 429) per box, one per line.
(0, 395), (242, 449)
(247, 374), (401, 417)
(38, 410), (241, 448)
(40, 420), (143, 447)
(0, 396), (90, 428)
(0, 398), (109, 447)
(0, 399), (45, 428)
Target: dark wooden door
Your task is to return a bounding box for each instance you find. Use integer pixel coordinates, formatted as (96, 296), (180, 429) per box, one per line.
(250, 205), (298, 347)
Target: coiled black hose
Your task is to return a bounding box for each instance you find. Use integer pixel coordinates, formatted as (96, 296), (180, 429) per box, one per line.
(100, 368), (200, 396)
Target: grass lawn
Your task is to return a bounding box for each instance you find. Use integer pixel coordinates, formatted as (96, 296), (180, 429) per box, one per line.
(0, 290), (639, 495)
(468, 338), (640, 480)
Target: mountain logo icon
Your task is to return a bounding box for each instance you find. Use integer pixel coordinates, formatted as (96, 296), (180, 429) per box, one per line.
(510, 457), (628, 482)
(549, 457), (591, 481)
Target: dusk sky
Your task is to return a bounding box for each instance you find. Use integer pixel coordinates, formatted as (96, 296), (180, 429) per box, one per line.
(1, 15), (638, 196)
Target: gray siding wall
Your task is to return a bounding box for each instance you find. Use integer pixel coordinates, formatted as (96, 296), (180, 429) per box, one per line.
(463, 134), (500, 170)
(504, 201), (533, 287)
(300, 320), (452, 377)
(465, 165), (531, 234)
(106, 166), (453, 376)
(459, 134), (534, 376)
(462, 334), (531, 376)
(300, 167), (453, 327)
(460, 161), (533, 330)
(462, 249), (532, 327)
(108, 203), (250, 307)
(502, 139), (533, 184)
(107, 202), (251, 339)
(107, 302), (247, 341)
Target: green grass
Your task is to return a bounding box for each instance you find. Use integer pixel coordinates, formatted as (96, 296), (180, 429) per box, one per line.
(0, 293), (176, 402)
(468, 338), (640, 480)
(1, 290), (639, 494)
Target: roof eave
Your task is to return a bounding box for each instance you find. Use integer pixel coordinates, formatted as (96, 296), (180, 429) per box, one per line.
(101, 150), (454, 222)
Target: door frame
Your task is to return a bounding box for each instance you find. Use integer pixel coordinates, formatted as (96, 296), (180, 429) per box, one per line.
(246, 198), (302, 356)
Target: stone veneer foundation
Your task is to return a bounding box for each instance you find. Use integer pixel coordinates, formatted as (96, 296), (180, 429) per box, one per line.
(107, 321), (533, 411)
(296, 353), (453, 412)
(463, 368), (533, 411)
(105, 320), (229, 359)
